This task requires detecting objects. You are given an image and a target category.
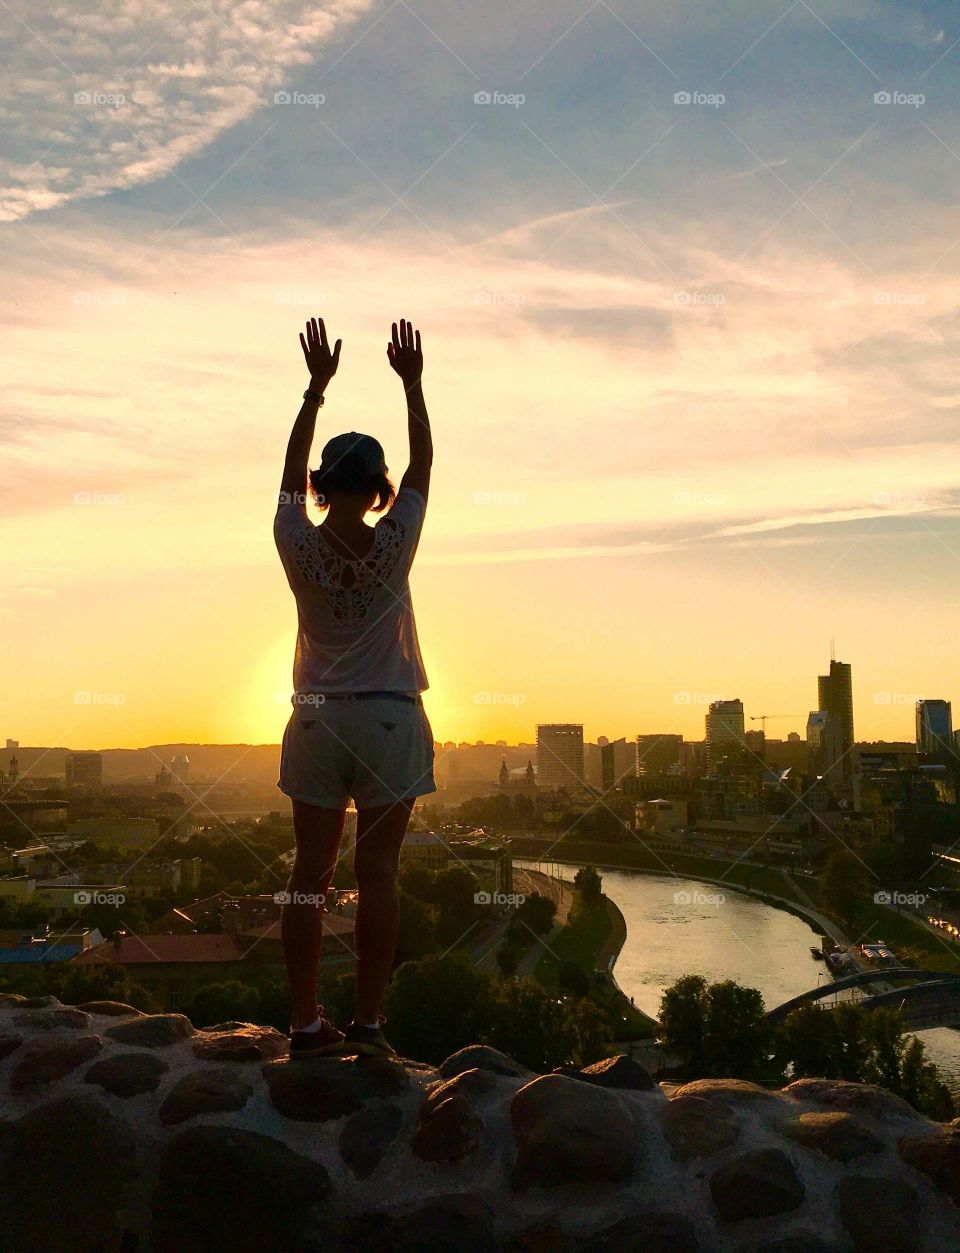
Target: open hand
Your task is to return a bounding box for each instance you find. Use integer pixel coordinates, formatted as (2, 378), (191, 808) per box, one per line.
(387, 319), (423, 386)
(299, 317), (342, 389)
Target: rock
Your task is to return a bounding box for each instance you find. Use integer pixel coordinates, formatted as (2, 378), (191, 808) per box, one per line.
(8, 995), (59, 1009)
(425, 1067), (499, 1105)
(0, 993), (27, 1005)
(347, 1196), (497, 1253)
(159, 1067), (254, 1126)
(749, 1238), (844, 1253)
(75, 1000), (144, 1017)
(511, 1073), (636, 1189)
(837, 1176), (920, 1253)
(900, 1123), (960, 1206)
(0, 1096), (138, 1253)
(262, 1054), (409, 1122)
(659, 1094), (740, 1161)
(508, 1226), (578, 1253)
(552, 1053), (654, 1091)
(84, 1050), (168, 1097)
(672, 1077), (777, 1104)
(9, 1033), (102, 1093)
(340, 1100), (405, 1178)
(413, 1092), (483, 1162)
(783, 1078), (919, 1121)
(105, 1012), (194, 1047)
(192, 1022), (288, 1062)
(580, 1212), (701, 1252)
(782, 1110), (884, 1162)
(710, 1148), (805, 1221)
(0, 1035), (23, 1061)
(151, 1125), (330, 1253)
(11, 1006), (90, 1031)
(438, 1044), (533, 1079)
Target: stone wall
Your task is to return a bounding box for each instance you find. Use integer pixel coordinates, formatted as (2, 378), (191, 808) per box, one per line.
(1, 993), (959, 1251)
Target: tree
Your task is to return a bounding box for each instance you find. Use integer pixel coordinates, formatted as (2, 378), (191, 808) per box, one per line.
(574, 865), (603, 905)
(659, 975), (769, 1080)
(189, 980), (261, 1028)
(496, 942), (522, 976)
(385, 952), (491, 1063)
(515, 892), (556, 935)
(558, 960), (591, 997)
(821, 849), (867, 925)
(659, 974), (708, 1075)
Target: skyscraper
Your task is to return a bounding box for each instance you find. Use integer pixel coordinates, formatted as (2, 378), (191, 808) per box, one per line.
(536, 724), (584, 791)
(635, 734), (683, 777)
(817, 660), (854, 779)
(807, 710), (843, 785)
(705, 700), (745, 770)
(917, 700), (953, 759)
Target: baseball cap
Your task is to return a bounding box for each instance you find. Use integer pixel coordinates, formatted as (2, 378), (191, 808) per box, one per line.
(319, 431), (388, 476)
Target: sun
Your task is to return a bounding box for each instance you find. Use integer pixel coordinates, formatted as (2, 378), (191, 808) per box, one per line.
(237, 632), (296, 744)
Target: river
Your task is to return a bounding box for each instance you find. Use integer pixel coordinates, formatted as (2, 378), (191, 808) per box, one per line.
(517, 860), (960, 1095)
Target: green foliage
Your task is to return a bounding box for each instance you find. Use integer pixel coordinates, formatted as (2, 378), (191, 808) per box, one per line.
(558, 959), (591, 997)
(659, 975), (770, 1080)
(777, 1001), (954, 1120)
(820, 849), (867, 925)
(189, 980), (261, 1028)
(574, 865), (603, 904)
(496, 942), (522, 976)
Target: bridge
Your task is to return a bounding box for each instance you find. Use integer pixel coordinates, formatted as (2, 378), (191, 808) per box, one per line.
(766, 969), (960, 1027)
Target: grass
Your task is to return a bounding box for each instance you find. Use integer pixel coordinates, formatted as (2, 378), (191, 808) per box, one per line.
(533, 892), (659, 1038)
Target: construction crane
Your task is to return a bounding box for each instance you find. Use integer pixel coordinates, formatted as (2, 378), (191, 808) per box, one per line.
(749, 714), (800, 732)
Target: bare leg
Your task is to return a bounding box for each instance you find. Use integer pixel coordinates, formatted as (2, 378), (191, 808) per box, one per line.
(352, 799), (414, 1024)
(282, 800), (345, 1030)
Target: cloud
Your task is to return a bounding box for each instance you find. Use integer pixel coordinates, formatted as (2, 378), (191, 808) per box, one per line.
(0, 0), (375, 222)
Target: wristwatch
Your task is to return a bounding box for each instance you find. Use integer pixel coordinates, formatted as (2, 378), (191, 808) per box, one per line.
(303, 389), (325, 405)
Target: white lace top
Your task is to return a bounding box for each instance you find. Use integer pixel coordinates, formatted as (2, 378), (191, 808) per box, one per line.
(274, 487), (428, 694)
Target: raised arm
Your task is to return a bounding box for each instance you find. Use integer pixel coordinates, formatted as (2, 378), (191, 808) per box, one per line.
(278, 316), (342, 509)
(387, 319), (432, 501)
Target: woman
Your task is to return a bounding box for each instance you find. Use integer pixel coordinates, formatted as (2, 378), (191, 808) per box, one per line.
(274, 316), (434, 1058)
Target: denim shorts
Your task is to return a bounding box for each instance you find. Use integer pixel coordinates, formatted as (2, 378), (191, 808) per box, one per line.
(278, 695), (436, 809)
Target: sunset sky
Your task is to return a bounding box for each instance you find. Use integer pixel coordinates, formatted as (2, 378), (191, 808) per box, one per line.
(4, 0), (960, 752)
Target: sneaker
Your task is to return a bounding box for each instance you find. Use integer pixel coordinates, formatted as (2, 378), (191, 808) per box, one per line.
(288, 1008), (345, 1058)
(341, 1016), (398, 1059)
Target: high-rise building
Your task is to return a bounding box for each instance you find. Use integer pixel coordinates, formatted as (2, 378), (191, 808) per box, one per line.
(64, 751), (103, 789)
(600, 737), (637, 791)
(817, 660), (854, 778)
(536, 724), (584, 791)
(917, 700), (953, 759)
(705, 700), (745, 770)
(635, 734), (683, 777)
(807, 710), (843, 785)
